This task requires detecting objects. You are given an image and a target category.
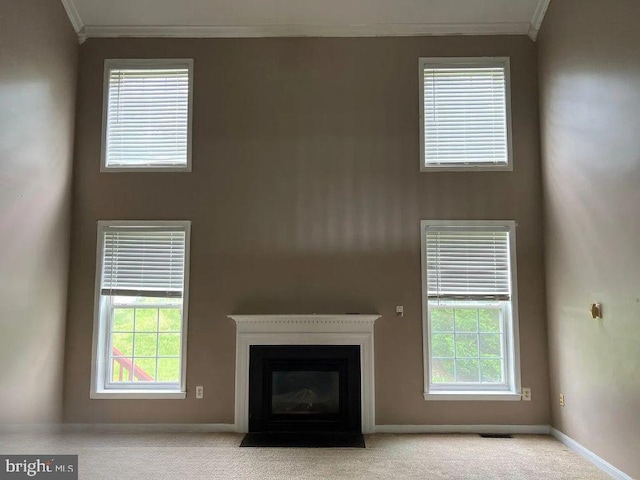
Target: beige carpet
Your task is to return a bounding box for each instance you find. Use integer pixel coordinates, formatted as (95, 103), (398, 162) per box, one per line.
(0, 432), (608, 479)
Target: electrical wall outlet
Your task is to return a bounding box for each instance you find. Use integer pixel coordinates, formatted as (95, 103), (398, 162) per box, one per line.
(196, 385), (204, 399)
(522, 388), (531, 401)
(396, 306), (404, 317)
(560, 393), (565, 407)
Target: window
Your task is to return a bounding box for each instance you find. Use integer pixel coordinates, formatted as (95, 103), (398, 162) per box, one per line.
(102, 59), (193, 171)
(421, 221), (521, 400)
(91, 221), (191, 399)
(419, 57), (512, 171)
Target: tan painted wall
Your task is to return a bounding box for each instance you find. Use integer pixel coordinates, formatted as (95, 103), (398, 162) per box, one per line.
(537, 0), (640, 477)
(65, 36), (549, 425)
(0, 0), (77, 424)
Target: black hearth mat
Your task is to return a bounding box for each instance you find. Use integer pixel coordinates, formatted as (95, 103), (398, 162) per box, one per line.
(240, 432), (365, 448)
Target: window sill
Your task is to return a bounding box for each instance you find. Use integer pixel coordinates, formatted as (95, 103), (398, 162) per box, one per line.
(101, 166), (191, 173)
(420, 165), (513, 173)
(91, 390), (186, 400)
(424, 391), (522, 401)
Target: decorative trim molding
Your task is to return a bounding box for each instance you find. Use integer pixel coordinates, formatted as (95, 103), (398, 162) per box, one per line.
(82, 22), (532, 40)
(550, 428), (632, 480)
(376, 424), (551, 435)
(60, 0), (84, 33)
(231, 314), (379, 327)
(528, 0), (552, 40)
(230, 314), (380, 434)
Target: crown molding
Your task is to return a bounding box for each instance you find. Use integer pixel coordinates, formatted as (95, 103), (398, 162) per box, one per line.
(82, 22), (531, 40)
(60, 0), (83, 33)
(60, 0), (87, 43)
(528, 0), (552, 40)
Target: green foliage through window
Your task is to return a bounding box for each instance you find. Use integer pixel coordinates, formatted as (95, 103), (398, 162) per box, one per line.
(430, 304), (505, 385)
(110, 304), (182, 384)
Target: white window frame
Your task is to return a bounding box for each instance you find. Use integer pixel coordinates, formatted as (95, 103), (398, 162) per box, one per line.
(101, 59), (194, 173)
(420, 220), (522, 401)
(90, 220), (191, 399)
(419, 57), (514, 172)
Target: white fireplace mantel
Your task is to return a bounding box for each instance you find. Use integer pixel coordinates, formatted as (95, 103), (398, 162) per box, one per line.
(229, 314), (380, 434)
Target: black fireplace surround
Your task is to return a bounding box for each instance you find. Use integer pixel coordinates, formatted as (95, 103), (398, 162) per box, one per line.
(248, 345), (362, 434)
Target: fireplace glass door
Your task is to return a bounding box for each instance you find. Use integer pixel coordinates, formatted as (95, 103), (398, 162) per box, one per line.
(271, 370), (340, 415)
(249, 345), (361, 433)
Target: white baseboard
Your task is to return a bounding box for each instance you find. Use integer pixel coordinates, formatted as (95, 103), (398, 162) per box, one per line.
(374, 424), (551, 435)
(2, 423), (548, 436)
(0, 424), (62, 434)
(60, 423), (237, 433)
(550, 428), (632, 480)
(1, 423), (237, 434)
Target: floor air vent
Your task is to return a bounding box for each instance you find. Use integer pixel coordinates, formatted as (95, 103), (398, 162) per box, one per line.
(479, 434), (513, 439)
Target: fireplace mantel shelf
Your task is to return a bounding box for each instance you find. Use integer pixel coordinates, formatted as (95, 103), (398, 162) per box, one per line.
(229, 314), (380, 326)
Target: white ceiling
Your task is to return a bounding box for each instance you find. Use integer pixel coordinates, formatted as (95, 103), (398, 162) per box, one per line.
(61, 0), (551, 42)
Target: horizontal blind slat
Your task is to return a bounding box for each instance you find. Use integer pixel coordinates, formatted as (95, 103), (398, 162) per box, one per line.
(101, 229), (186, 295)
(423, 62), (508, 167)
(426, 229), (511, 298)
(105, 66), (190, 168)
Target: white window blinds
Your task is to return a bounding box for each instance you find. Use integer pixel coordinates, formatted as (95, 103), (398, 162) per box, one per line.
(421, 59), (510, 167)
(104, 61), (192, 169)
(101, 227), (187, 298)
(426, 227), (512, 301)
